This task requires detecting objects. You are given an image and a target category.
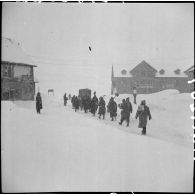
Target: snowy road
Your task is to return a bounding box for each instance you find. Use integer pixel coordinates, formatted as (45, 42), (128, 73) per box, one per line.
(1, 92), (193, 192)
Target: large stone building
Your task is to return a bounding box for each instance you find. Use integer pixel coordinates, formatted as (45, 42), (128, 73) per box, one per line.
(1, 37), (37, 100)
(111, 60), (194, 94)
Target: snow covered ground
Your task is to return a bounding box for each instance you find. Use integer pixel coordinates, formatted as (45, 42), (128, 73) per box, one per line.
(1, 90), (193, 192)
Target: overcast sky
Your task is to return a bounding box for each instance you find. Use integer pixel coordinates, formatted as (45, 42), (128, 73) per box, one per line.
(2, 2), (194, 96)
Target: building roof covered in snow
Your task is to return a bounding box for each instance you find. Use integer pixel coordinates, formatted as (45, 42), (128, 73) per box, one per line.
(1, 37), (36, 66)
(113, 60), (189, 78)
(184, 65), (194, 73)
(130, 60), (158, 74)
(156, 70), (187, 78)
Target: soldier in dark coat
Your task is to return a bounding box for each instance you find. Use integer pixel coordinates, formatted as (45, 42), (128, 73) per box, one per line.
(119, 98), (132, 126)
(90, 92), (98, 116)
(107, 97), (117, 121)
(71, 95), (76, 109)
(98, 97), (106, 119)
(74, 96), (80, 112)
(78, 95), (83, 110)
(125, 97), (133, 126)
(63, 93), (68, 106)
(36, 92), (42, 114)
(83, 95), (90, 113)
(135, 100), (152, 135)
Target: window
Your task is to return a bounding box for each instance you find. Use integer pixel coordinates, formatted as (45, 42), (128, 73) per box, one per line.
(159, 69), (165, 75)
(121, 69), (127, 75)
(3, 65), (12, 78)
(137, 80), (153, 88)
(148, 71), (154, 77)
(174, 69), (181, 75)
(131, 71), (138, 77)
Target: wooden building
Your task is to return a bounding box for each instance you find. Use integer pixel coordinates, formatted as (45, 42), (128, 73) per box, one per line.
(1, 37), (37, 100)
(111, 60), (193, 94)
(184, 65), (194, 92)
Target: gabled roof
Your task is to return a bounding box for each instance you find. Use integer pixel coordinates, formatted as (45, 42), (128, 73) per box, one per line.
(130, 60), (158, 74)
(184, 65), (194, 73)
(1, 37), (36, 66)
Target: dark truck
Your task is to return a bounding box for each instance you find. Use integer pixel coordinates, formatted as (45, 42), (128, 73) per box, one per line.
(78, 88), (91, 112)
(78, 88), (91, 98)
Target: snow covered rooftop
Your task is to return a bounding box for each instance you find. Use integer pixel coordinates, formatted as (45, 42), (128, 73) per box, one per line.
(113, 61), (189, 78)
(156, 71), (188, 78)
(112, 58), (194, 78)
(114, 69), (188, 78)
(1, 37), (36, 66)
(184, 65), (194, 73)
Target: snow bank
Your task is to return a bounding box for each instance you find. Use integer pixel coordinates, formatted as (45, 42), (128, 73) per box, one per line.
(1, 89), (193, 192)
(103, 90), (193, 147)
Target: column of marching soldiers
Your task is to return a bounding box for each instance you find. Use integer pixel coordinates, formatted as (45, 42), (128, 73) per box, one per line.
(63, 91), (152, 135)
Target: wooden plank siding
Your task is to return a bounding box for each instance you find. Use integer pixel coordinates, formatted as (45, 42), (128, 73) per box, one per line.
(111, 61), (192, 94)
(112, 77), (189, 94)
(1, 62), (36, 100)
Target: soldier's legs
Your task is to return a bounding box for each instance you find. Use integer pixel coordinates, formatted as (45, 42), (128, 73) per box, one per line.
(142, 127), (146, 135)
(114, 113), (117, 120)
(36, 104), (40, 113)
(110, 113), (113, 121)
(126, 117), (130, 127)
(119, 116), (124, 125)
(92, 108), (95, 116)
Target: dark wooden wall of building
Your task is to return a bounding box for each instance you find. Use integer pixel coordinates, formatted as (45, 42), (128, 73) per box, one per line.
(1, 62), (36, 100)
(1, 79), (35, 100)
(112, 76), (190, 94)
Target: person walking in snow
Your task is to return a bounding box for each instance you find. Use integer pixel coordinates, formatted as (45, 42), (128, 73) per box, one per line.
(135, 100), (152, 135)
(74, 96), (80, 112)
(63, 93), (68, 106)
(78, 95), (83, 110)
(107, 97), (117, 121)
(98, 96), (106, 119)
(133, 86), (137, 104)
(36, 92), (42, 114)
(90, 92), (98, 116)
(68, 94), (71, 100)
(71, 95), (76, 109)
(118, 99), (127, 126)
(119, 98), (132, 126)
(125, 97), (133, 126)
(82, 95), (90, 113)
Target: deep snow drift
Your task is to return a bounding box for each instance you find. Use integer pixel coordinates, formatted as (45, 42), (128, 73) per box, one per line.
(1, 90), (193, 192)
